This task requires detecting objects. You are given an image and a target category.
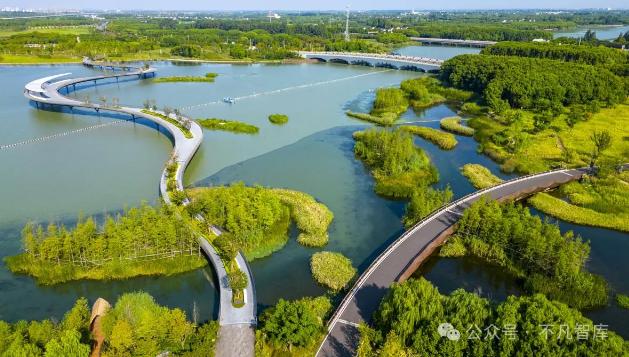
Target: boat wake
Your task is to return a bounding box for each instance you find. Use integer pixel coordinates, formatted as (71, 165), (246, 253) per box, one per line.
(0, 120), (129, 151)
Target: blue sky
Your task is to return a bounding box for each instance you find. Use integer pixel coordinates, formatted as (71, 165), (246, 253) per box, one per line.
(1, 0), (627, 10)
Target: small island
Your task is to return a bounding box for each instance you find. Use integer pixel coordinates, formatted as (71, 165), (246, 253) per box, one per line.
(268, 113), (289, 125)
(197, 118), (259, 134)
(310, 251), (356, 292)
(186, 183), (334, 259)
(153, 72), (218, 83)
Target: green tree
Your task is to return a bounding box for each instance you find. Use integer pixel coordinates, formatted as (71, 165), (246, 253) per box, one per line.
(259, 298), (323, 350)
(590, 130), (612, 167)
(43, 330), (90, 357)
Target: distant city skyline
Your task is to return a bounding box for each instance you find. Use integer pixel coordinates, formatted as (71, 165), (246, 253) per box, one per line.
(0, 0), (628, 11)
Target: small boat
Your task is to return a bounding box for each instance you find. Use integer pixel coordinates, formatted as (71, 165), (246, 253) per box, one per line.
(223, 97), (235, 104)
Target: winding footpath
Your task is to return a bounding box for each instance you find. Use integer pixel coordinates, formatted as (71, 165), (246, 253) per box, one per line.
(23, 59), (256, 357)
(316, 167), (591, 356)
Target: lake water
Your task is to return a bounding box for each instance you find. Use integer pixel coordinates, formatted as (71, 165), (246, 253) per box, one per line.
(554, 25), (629, 40)
(0, 48), (627, 338)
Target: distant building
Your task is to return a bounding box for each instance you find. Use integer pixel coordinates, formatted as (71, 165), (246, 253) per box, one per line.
(532, 38), (549, 43)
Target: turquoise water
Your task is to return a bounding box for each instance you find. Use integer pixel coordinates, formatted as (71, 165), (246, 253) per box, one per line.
(0, 58), (627, 338)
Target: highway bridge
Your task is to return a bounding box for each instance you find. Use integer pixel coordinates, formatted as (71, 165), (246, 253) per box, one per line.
(23, 59), (256, 356)
(316, 167), (590, 357)
(298, 51), (443, 71)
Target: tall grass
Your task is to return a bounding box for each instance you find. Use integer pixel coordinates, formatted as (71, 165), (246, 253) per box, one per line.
(440, 116), (475, 136)
(401, 125), (458, 150)
(310, 251), (356, 291)
(528, 192), (629, 232)
(460, 164), (502, 189)
(346, 111), (396, 126)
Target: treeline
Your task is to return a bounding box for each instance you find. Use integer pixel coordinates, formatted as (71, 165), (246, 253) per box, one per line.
(358, 278), (628, 356)
(353, 128), (452, 225)
(0, 292), (219, 356)
(441, 198), (607, 309)
(100, 292), (218, 356)
(5, 204), (206, 284)
(482, 41), (629, 66)
(441, 54), (627, 113)
(0, 16), (385, 62)
(407, 23), (552, 41)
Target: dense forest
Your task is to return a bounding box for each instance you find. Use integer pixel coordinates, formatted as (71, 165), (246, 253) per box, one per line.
(358, 278), (628, 356)
(440, 54), (627, 113)
(440, 198), (607, 309)
(406, 23), (552, 41)
(482, 41), (629, 66)
(5, 204), (206, 284)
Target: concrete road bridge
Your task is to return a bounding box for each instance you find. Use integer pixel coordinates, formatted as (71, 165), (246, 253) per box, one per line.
(23, 59), (256, 357)
(410, 37), (498, 47)
(316, 167), (592, 357)
(298, 51), (443, 71)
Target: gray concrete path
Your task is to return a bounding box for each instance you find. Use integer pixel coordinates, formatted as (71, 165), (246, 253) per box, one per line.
(317, 167), (590, 357)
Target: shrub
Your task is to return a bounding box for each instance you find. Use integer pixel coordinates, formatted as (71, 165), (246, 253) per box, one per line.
(310, 251), (357, 291)
(371, 87), (408, 118)
(228, 269), (248, 290)
(617, 294), (629, 310)
(460, 102), (483, 115)
(259, 297), (331, 350)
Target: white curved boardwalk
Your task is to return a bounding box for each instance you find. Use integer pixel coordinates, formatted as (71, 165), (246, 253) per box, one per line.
(23, 59), (255, 356)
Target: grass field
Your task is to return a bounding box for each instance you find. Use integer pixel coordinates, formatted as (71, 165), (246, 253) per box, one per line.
(470, 104), (629, 174)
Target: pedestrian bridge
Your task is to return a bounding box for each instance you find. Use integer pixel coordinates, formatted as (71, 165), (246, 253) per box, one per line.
(298, 51), (443, 72)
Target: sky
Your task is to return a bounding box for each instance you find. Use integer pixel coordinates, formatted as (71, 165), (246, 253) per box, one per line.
(1, 0), (627, 11)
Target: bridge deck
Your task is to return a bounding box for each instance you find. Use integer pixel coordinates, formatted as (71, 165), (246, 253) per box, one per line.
(317, 167), (588, 357)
